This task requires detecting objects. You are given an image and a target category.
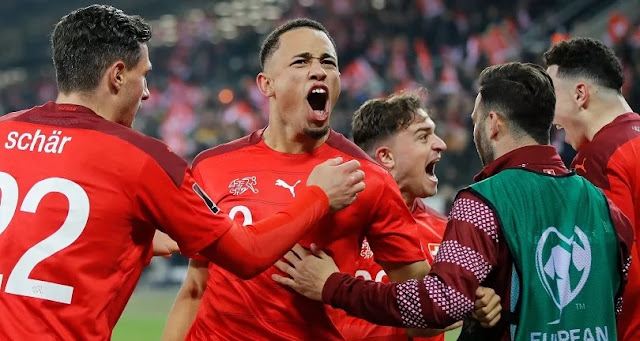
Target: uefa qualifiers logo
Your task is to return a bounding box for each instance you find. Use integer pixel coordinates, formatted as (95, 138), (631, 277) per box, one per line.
(535, 226), (591, 325)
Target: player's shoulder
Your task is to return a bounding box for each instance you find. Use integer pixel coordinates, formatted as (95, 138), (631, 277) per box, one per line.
(0, 108), (31, 123)
(572, 114), (640, 187)
(192, 129), (263, 169)
(103, 123), (188, 187)
(3, 102), (188, 187)
(580, 113), (640, 162)
(414, 199), (448, 222)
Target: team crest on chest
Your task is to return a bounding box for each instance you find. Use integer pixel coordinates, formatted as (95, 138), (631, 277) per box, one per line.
(360, 240), (374, 259)
(228, 176), (259, 195)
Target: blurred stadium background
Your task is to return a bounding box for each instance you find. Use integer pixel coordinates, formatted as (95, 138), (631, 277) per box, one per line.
(2, 0), (639, 339)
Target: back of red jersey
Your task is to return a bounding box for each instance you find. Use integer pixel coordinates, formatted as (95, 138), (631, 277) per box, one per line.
(340, 199), (447, 341)
(0, 103), (232, 340)
(188, 130), (425, 341)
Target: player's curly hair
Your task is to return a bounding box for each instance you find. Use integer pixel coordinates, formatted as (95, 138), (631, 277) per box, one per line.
(259, 18), (336, 70)
(352, 91), (426, 155)
(51, 5), (152, 94)
(543, 37), (624, 92)
(477, 62), (555, 145)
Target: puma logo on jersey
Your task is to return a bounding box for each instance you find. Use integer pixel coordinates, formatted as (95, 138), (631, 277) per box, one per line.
(574, 158), (587, 174)
(275, 179), (301, 197)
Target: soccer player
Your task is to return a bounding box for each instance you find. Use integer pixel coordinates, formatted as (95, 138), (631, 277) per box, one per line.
(341, 91), (450, 341)
(0, 6), (365, 340)
(162, 19), (431, 341)
(273, 62), (634, 340)
(543, 37), (640, 341)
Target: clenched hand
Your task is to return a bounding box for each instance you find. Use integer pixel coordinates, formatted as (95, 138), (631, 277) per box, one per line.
(152, 230), (179, 258)
(307, 157), (365, 212)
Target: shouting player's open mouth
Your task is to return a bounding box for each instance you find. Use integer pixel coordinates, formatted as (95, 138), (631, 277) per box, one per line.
(307, 84), (329, 122)
(425, 158), (439, 183)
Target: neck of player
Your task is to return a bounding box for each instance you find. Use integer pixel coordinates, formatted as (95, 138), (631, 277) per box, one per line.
(585, 94), (634, 142)
(405, 194), (419, 213)
(262, 122), (329, 154)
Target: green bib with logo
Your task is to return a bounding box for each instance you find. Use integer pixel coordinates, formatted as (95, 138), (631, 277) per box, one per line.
(470, 169), (620, 341)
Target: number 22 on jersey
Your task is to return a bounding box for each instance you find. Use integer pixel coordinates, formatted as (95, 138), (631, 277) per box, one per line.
(0, 171), (89, 304)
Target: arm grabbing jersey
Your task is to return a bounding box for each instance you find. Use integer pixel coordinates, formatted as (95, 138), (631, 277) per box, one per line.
(132, 142), (330, 279)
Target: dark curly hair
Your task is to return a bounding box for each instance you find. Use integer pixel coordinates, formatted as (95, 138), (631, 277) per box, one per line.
(259, 18), (336, 70)
(478, 62), (555, 145)
(51, 5), (152, 93)
(543, 37), (624, 92)
(352, 91), (426, 155)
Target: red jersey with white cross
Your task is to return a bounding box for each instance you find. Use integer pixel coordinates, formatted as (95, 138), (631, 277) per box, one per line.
(186, 129), (426, 341)
(340, 199), (447, 341)
(0, 103), (234, 340)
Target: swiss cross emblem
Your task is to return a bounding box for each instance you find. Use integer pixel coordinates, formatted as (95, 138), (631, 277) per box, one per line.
(428, 243), (440, 259)
(228, 176), (259, 195)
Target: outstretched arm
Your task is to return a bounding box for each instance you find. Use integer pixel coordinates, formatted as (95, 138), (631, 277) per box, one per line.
(273, 191), (503, 329)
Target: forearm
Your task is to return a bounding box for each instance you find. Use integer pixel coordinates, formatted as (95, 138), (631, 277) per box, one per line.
(200, 186), (329, 279)
(323, 192), (500, 330)
(322, 273), (464, 329)
(162, 286), (204, 341)
(323, 272), (405, 327)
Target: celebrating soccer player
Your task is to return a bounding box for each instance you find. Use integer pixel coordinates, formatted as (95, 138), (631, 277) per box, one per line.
(340, 91), (463, 340)
(272, 62), (633, 340)
(544, 37), (640, 341)
(0, 6), (366, 340)
(162, 18), (435, 341)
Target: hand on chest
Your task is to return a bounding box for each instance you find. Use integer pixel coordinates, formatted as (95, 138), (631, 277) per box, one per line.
(216, 170), (369, 251)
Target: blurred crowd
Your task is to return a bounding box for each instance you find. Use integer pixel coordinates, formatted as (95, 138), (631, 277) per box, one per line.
(2, 0), (640, 211)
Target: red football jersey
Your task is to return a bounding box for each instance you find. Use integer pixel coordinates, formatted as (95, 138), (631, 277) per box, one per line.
(570, 113), (640, 341)
(186, 129), (426, 341)
(0, 103), (235, 340)
(340, 199), (447, 341)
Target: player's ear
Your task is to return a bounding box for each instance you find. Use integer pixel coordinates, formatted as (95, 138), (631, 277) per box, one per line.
(107, 61), (126, 93)
(374, 146), (395, 170)
(575, 83), (589, 109)
(257, 73), (274, 97)
(488, 111), (501, 140)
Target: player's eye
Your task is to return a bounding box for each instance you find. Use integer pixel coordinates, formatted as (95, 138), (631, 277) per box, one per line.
(291, 59), (307, 66)
(322, 60), (337, 66)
